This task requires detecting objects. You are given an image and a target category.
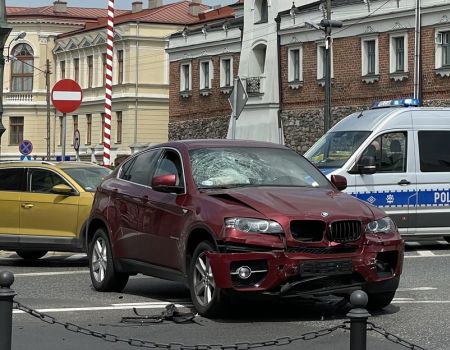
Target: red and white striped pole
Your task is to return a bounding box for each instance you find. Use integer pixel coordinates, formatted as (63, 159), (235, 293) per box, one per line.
(103, 0), (115, 168)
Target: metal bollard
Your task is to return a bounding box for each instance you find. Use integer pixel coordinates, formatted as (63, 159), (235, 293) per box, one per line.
(0, 271), (16, 350)
(346, 290), (371, 350)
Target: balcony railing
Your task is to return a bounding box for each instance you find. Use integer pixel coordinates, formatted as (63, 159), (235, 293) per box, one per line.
(4, 92), (34, 102)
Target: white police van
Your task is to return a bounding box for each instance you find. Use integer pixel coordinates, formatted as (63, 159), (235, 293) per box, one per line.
(305, 99), (450, 240)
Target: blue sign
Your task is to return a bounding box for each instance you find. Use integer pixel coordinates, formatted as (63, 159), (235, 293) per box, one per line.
(19, 140), (33, 156)
(20, 155), (31, 161)
(56, 156), (71, 161)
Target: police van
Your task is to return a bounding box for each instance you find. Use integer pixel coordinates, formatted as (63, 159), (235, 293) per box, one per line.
(305, 99), (450, 240)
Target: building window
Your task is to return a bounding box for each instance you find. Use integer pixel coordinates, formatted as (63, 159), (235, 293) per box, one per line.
(288, 47), (303, 82)
(180, 62), (191, 92)
(9, 117), (23, 145)
(11, 44), (34, 92)
(100, 113), (105, 143)
(255, 0), (268, 24)
(74, 58), (79, 82)
(87, 55), (93, 88)
(220, 58), (232, 87)
(102, 53), (107, 86)
(86, 114), (92, 145)
(390, 34), (408, 76)
(116, 111), (122, 144)
(200, 61), (211, 90)
(361, 37), (379, 77)
(118, 50), (124, 84)
(60, 60), (66, 80)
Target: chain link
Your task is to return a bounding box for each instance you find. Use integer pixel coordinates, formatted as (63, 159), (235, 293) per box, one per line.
(366, 322), (427, 350)
(14, 301), (346, 349)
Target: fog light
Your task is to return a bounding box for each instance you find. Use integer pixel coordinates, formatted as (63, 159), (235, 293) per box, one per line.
(236, 266), (252, 279)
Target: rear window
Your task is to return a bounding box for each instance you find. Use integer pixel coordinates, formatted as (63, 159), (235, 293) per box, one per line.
(418, 131), (450, 172)
(0, 168), (26, 191)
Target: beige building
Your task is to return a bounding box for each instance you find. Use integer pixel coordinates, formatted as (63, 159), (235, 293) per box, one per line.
(2, 0), (208, 164)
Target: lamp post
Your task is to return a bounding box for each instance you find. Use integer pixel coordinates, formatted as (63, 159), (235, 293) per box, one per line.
(0, 0), (12, 160)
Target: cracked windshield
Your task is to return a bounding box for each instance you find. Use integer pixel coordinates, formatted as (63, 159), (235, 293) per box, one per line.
(189, 147), (331, 189)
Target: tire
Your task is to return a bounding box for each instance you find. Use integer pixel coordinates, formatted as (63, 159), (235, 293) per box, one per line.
(88, 228), (129, 292)
(16, 250), (47, 260)
(188, 241), (227, 318)
(367, 291), (396, 310)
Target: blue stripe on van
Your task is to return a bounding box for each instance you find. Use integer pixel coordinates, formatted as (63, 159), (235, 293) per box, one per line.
(350, 189), (450, 207)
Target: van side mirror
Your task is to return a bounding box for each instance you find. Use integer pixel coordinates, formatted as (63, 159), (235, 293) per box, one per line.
(331, 175), (347, 191)
(357, 156), (377, 175)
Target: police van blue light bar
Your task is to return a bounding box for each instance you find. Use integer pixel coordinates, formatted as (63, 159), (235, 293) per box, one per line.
(371, 98), (421, 109)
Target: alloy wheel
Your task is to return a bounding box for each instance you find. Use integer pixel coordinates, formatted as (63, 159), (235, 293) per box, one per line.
(91, 237), (107, 283)
(193, 251), (216, 306)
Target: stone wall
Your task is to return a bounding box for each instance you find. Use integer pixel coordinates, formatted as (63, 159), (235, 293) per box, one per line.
(169, 115), (230, 141)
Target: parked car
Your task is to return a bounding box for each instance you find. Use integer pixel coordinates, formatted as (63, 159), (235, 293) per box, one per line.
(0, 161), (111, 259)
(87, 140), (404, 317)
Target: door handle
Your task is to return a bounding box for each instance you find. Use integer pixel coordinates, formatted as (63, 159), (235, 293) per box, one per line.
(21, 203), (34, 209)
(398, 179), (411, 185)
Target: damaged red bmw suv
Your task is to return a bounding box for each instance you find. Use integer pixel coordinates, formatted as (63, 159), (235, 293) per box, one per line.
(87, 140), (404, 317)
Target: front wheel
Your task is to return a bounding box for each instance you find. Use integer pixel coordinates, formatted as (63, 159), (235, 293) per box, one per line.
(367, 291), (396, 310)
(188, 241), (227, 318)
(88, 228), (129, 292)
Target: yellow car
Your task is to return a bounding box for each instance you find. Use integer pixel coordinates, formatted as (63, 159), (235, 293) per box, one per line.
(0, 161), (111, 259)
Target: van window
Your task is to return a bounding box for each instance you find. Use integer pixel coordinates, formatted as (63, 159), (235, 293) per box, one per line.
(418, 131), (450, 172)
(360, 132), (407, 172)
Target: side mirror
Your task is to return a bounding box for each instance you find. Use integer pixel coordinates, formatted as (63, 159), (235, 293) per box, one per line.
(357, 156), (377, 175)
(331, 175), (347, 191)
(52, 184), (74, 195)
(152, 174), (184, 194)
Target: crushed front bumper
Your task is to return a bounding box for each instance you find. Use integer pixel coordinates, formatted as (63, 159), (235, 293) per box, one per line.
(207, 241), (403, 297)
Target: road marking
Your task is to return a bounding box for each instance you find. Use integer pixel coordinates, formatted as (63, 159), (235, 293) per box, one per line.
(405, 253), (450, 259)
(13, 302), (191, 314)
(396, 287), (437, 291)
(417, 250), (435, 257)
(437, 240), (449, 245)
(406, 242), (420, 246)
(14, 270), (89, 277)
(393, 300), (450, 304)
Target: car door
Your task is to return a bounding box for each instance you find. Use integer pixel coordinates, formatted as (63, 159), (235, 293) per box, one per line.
(111, 149), (161, 260)
(19, 168), (79, 237)
(0, 167), (26, 236)
(140, 148), (187, 270)
(353, 131), (417, 234)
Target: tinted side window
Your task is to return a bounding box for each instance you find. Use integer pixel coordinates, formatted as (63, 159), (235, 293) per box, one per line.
(154, 150), (184, 187)
(125, 150), (159, 186)
(419, 131), (450, 172)
(30, 169), (69, 193)
(0, 168), (26, 191)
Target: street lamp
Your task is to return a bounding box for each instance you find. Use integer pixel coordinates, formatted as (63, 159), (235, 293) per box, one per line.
(0, 0), (12, 160)
(9, 54), (51, 160)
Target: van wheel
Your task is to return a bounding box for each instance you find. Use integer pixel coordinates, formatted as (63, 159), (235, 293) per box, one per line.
(367, 291), (396, 310)
(16, 250), (47, 260)
(188, 241), (227, 318)
(88, 228), (129, 292)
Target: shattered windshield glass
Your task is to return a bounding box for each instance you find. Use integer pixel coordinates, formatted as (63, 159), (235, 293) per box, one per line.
(189, 147), (332, 189)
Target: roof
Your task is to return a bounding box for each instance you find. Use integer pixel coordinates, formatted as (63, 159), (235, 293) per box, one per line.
(152, 139), (288, 151)
(6, 5), (129, 21)
(0, 161), (103, 169)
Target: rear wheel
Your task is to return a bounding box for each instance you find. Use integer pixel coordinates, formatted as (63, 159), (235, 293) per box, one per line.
(188, 241), (227, 318)
(16, 250), (47, 260)
(89, 228), (128, 292)
(367, 291), (396, 310)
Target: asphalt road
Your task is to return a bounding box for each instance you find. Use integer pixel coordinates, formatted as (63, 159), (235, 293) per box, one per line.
(1, 241), (449, 350)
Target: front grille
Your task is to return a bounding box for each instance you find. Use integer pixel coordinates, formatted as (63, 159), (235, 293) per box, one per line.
(328, 221), (361, 243)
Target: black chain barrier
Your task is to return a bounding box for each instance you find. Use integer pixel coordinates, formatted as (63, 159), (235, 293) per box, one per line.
(13, 300), (428, 350)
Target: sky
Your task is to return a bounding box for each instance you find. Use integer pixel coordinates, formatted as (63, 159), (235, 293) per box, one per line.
(5, 0), (235, 9)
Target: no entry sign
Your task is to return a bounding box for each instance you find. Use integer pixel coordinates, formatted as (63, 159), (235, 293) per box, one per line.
(51, 79), (83, 113)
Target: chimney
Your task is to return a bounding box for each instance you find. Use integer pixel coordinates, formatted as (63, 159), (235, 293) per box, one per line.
(53, 0), (67, 13)
(132, 1), (143, 12)
(189, 0), (202, 16)
(148, 0), (163, 9)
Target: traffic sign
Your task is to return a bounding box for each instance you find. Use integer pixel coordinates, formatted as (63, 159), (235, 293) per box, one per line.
(228, 77), (248, 120)
(19, 140), (33, 156)
(20, 155), (31, 161)
(73, 129), (81, 151)
(51, 79), (83, 113)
